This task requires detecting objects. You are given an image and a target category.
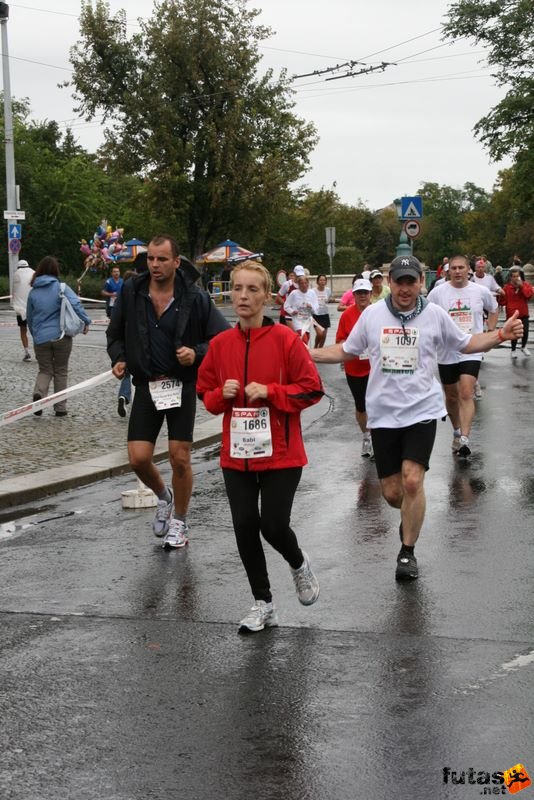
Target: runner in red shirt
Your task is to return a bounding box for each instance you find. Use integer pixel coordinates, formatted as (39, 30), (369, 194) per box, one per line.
(197, 260), (323, 633)
(336, 279), (373, 457)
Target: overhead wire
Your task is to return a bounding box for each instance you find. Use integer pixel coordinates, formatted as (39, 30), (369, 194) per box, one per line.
(4, 5), (491, 132)
(295, 71), (492, 101)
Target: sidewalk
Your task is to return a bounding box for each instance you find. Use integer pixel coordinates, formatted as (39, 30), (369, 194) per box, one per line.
(0, 310), (219, 508)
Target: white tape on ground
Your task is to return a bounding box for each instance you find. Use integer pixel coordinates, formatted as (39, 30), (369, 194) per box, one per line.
(0, 369), (114, 426)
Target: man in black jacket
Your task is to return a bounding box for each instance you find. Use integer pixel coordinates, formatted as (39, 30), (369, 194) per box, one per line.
(107, 234), (229, 548)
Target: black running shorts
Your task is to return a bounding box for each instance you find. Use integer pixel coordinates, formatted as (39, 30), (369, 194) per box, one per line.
(438, 360), (481, 385)
(127, 380), (196, 443)
(371, 419), (437, 479)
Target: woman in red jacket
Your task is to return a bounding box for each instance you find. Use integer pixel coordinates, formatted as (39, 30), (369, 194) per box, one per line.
(499, 267), (533, 357)
(197, 260), (323, 633)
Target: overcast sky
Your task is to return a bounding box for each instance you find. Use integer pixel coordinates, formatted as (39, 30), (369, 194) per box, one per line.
(5, 1), (510, 211)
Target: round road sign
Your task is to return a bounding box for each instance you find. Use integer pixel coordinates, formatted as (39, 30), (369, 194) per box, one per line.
(404, 220), (421, 239)
(9, 238), (22, 254)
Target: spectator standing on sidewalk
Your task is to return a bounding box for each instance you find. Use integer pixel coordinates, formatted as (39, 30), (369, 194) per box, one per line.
(102, 265), (124, 319)
(26, 256), (91, 417)
(197, 260), (323, 633)
(12, 258), (35, 362)
(107, 234), (229, 549)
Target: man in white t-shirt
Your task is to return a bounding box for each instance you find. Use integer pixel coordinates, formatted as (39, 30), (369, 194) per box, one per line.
(429, 254), (498, 458)
(284, 273), (320, 345)
(311, 255), (523, 581)
(473, 259), (504, 297)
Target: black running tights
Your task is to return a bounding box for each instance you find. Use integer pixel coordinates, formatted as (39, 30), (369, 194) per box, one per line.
(510, 316), (529, 351)
(222, 468), (304, 603)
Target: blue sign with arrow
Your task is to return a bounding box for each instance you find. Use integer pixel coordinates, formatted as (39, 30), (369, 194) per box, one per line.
(9, 223), (21, 239)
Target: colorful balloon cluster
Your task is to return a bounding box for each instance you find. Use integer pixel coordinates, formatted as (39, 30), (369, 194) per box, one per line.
(79, 221), (126, 272)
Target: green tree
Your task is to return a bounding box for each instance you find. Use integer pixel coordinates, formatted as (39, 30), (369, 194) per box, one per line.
(66, 0), (318, 257)
(409, 181), (492, 265)
(0, 94), (145, 274)
(443, 0), (534, 160)
(415, 182), (466, 265)
(260, 188), (393, 273)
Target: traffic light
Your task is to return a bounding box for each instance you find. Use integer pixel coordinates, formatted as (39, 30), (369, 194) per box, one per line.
(0, 3), (9, 20)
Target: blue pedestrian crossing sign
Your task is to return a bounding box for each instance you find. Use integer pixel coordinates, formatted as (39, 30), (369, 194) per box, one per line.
(400, 196), (423, 220)
(9, 223), (21, 239)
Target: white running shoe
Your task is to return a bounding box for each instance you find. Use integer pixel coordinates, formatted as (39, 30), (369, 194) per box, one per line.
(152, 490), (173, 537)
(457, 436), (471, 459)
(361, 435), (373, 458)
(239, 601), (279, 633)
(452, 436), (461, 453)
(521, 347), (531, 357)
(162, 518), (189, 549)
(473, 381), (482, 400)
(291, 551), (320, 606)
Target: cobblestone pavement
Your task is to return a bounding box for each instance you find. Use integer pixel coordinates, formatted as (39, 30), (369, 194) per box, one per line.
(0, 307), (211, 479)
(0, 299), (341, 480)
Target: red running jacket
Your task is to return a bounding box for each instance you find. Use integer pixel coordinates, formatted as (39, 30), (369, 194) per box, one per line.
(197, 318), (324, 471)
(498, 281), (533, 318)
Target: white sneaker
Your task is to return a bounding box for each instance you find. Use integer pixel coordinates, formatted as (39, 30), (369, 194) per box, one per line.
(152, 490), (173, 537)
(521, 347), (531, 357)
(361, 435), (373, 458)
(290, 550), (320, 606)
(451, 436), (461, 453)
(473, 381), (482, 400)
(239, 601), (279, 633)
(457, 436), (471, 459)
(162, 518), (189, 549)
(511, 350), (518, 359)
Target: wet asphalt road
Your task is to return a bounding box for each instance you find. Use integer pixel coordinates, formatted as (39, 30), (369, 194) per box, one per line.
(0, 337), (533, 799)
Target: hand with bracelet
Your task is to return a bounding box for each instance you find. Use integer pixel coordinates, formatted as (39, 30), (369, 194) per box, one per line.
(499, 310), (523, 342)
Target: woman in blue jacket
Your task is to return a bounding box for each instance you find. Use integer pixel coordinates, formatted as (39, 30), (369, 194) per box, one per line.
(26, 256), (91, 416)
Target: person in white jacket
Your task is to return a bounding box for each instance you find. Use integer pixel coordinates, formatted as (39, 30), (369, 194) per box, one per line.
(12, 259), (35, 361)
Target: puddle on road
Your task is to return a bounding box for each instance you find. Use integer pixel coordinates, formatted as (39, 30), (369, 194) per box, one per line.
(0, 507), (86, 542)
(0, 504), (55, 524)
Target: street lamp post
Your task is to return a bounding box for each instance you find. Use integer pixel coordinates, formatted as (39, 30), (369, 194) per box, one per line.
(393, 197), (413, 256)
(0, 2), (19, 296)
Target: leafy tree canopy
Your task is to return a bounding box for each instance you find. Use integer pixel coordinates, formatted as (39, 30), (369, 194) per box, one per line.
(66, 0), (318, 256)
(443, 0), (534, 160)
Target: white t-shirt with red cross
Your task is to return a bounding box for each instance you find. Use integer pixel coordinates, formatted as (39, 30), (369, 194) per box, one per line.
(428, 281), (497, 364)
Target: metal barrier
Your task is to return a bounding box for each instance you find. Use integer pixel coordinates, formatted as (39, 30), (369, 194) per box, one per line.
(208, 281), (231, 305)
